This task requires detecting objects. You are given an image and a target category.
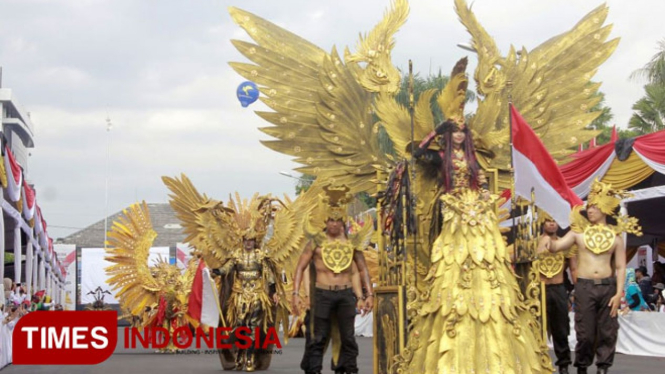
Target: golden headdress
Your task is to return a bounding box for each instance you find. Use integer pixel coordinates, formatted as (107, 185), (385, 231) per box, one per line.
(537, 209), (555, 226)
(226, 192), (274, 242)
(582, 178), (642, 236)
(437, 57), (469, 130)
(586, 178), (632, 216)
(321, 184), (353, 221)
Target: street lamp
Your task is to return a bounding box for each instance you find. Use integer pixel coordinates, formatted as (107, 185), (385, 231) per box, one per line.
(279, 171), (306, 181)
(104, 116), (112, 249)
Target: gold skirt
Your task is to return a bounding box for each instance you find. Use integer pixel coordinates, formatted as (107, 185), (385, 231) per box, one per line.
(405, 190), (553, 374)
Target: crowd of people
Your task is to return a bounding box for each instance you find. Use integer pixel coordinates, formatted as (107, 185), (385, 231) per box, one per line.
(1, 279), (62, 368)
(626, 264), (665, 312)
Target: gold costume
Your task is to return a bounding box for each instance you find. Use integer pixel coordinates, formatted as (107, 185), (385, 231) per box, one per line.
(105, 202), (200, 351)
(163, 174), (312, 371)
(402, 158), (552, 374)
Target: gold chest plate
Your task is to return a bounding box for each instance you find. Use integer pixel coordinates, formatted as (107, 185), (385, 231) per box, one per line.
(584, 225), (615, 255)
(537, 251), (565, 278)
(321, 240), (354, 273)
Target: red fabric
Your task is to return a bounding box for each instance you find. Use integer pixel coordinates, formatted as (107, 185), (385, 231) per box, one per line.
(5, 146), (22, 185)
(23, 184), (36, 208)
(610, 126), (619, 143)
(559, 143), (614, 188)
(633, 129), (665, 164)
(187, 259), (206, 322)
(511, 105), (583, 207)
(156, 294), (167, 326)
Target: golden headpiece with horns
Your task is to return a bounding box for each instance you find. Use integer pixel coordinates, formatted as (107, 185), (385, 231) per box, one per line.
(537, 209), (556, 226)
(586, 179), (632, 216)
(321, 184), (352, 221)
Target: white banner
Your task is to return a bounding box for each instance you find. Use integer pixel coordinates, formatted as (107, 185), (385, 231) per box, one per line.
(53, 244), (77, 310)
(80, 247), (170, 304)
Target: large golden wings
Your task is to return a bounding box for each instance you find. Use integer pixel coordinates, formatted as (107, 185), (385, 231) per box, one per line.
(105, 202), (161, 316)
(455, 0), (619, 172)
(229, 0), (408, 195)
(163, 174), (238, 269)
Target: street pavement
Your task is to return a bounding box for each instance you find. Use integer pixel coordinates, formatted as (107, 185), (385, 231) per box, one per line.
(3, 328), (663, 373)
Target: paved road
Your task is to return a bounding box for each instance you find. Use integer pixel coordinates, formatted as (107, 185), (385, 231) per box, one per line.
(3, 329), (663, 373)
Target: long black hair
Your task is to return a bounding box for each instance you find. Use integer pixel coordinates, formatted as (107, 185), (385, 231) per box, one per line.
(437, 120), (480, 192)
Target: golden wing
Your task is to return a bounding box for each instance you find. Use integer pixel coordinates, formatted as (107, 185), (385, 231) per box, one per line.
(265, 192), (315, 279)
(229, 1), (408, 195)
(105, 202), (161, 316)
(162, 174), (239, 269)
(456, 0), (618, 178)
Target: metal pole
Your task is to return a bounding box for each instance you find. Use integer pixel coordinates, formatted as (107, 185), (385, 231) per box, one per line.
(104, 117), (112, 249)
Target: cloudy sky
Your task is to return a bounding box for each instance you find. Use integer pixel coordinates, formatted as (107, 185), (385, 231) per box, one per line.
(0, 0), (662, 239)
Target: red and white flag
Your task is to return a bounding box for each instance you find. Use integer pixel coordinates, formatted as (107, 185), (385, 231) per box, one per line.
(511, 105), (583, 228)
(187, 259), (221, 328)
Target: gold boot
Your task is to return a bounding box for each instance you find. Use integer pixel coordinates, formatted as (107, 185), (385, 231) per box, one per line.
(235, 350), (246, 370)
(245, 352), (255, 372)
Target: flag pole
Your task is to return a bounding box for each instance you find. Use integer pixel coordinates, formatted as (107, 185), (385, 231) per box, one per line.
(507, 82), (516, 262)
(408, 59), (417, 290)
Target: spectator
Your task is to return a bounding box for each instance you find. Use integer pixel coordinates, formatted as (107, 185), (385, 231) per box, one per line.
(654, 283), (665, 312)
(653, 262), (665, 284)
(636, 266), (655, 303)
(626, 269), (649, 311)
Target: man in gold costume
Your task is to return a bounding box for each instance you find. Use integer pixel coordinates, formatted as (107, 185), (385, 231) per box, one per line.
(537, 212), (577, 374)
(217, 235), (280, 371)
(215, 198), (283, 372)
(541, 180), (640, 374)
(291, 185), (374, 374)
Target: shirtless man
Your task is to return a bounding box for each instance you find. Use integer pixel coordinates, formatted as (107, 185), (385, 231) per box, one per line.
(537, 215), (577, 374)
(539, 181), (633, 374)
(292, 216), (374, 374)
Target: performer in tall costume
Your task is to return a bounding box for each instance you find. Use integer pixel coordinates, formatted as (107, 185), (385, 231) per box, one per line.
(291, 185), (374, 374)
(163, 174), (317, 371)
(540, 179), (641, 374)
(536, 212), (577, 374)
(397, 70), (553, 372)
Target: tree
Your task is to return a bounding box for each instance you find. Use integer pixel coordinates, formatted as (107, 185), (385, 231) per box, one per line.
(295, 174), (315, 196)
(628, 40), (665, 135)
(588, 89), (614, 144)
(628, 83), (665, 134)
(630, 39), (665, 86)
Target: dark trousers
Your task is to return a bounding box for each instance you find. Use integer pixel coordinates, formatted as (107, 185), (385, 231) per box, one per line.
(574, 278), (619, 369)
(546, 283), (571, 367)
(301, 288), (359, 374)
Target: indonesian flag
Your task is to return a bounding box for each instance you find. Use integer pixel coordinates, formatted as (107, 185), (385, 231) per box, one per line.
(187, 259), (221, 328)
(4, 146), (23, 202)
(511, 105), (583, 228)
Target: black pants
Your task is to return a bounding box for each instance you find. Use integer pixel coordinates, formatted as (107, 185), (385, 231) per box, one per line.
(546, 283), (571, 367)
(301, 288), (358, 374)
(574, 278), (618, 370)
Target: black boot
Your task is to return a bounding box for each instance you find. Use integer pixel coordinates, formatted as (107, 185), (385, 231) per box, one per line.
(559, 366), (569, 374)
(577, 368), (587, 374)
(597, 367), (609, 374)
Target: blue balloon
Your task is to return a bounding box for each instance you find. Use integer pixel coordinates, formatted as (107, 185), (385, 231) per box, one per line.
(236, 81), (259, 107)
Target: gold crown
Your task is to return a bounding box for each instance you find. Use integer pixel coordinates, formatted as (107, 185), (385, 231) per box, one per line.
(322, 184), (352, 221)
(537, 210), (556, 226)
(586, 179), (632, 216)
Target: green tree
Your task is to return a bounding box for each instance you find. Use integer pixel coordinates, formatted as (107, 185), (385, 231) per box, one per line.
(628, 83), (665, 134)
(587, 89), (614, 144)
(630, 39), (665, 85)
(295, 174), (315, 196)
(628, 40), (665, 135)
